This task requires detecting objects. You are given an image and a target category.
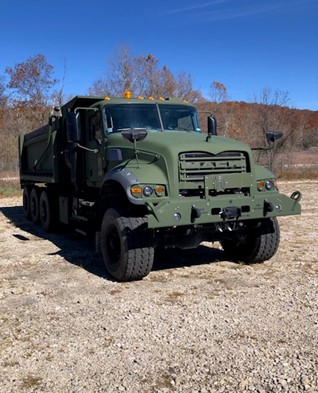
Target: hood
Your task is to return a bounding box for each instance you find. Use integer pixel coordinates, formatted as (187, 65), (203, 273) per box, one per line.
(137, 131), (251, 156)
(107, 131), (252, 197)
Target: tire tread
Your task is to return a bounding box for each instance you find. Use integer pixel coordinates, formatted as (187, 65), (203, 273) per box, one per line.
(221, 217), (280, 264)
(101, 209), (154, 281)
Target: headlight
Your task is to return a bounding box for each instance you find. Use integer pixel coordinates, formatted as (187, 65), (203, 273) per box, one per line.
(257, 179), (277, 191)
(143, 186), (153, 197)
(130, 184), (166, 198)
(265, 180), (275, 190)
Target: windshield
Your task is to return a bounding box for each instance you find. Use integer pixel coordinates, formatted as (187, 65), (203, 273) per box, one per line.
(104, 103), (201, 133)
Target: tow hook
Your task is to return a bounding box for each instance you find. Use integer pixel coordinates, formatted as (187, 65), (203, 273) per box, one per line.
(264, 200), (274, 216)
(191, 206), (202, 223)
(291, 191), (302, 202)
(220, 206), (241, 220)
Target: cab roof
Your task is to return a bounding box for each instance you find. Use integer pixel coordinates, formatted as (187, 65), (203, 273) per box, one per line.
(62, 95), (194, 113)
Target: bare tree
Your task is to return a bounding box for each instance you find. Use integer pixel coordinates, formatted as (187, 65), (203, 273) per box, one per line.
(0, 75), (7, 109)
(210, 81), (228, 103)
(5, 54), (58, 107)
(1, 55), (59, 171)
(88, 45), (203, 102)
(174, 72), (203, 103)
(249, 88), (293, 170)
(88, 45), (136, 97)
(251, 88), (290, 136)
(133, 53), (161, 97)
(206, 81), (235, 136)
(159, 66), (177, 97)
(52, 58), (68, 107)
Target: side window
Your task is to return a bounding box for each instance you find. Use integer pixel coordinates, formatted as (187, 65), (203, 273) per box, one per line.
(105, 111), (113, 133)
(105, 109), (122, 133)
(89, 112), (103, 142)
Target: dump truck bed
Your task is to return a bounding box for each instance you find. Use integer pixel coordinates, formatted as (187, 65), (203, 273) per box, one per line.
(19, 123), (61, 184)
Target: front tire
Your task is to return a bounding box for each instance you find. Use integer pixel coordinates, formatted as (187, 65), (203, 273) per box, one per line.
(221, 217), (280, 264)
(101, 208), (154, 281)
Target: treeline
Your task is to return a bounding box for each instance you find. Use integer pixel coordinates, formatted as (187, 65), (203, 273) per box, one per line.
(0, 49), (317, 173)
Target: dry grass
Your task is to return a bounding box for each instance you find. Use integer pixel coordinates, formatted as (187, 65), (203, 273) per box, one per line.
(0, 181), (21, 198)
(164, 291), (186, 304)
(20, 376), (43, 389)
(275, 148), (318, 180)
(277, 167), (318, 180)
(0, 171), (21, 197)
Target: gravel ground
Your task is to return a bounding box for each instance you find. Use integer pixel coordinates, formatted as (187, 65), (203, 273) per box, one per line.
(0, 181), (317, 393)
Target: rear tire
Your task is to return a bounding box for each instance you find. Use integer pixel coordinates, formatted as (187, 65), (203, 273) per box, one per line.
(22, 187), (31, 220)
(101, 208), (154, 281)
(221, 217), (280, 263)
(39, 189), (56, 232)
(30, 187), (40, 224)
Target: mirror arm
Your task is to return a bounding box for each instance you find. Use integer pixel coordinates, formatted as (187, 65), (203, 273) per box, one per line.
(74, 107), (98, 114)
(76, 143), (98, 154)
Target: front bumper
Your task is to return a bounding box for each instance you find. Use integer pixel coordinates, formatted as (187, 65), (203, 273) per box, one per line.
(146, 191), (301, 229)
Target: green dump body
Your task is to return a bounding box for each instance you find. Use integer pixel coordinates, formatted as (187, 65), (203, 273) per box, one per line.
(19, 124), (59, 183)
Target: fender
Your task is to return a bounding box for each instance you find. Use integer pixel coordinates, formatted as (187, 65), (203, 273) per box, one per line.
(102, 166), (145, 205)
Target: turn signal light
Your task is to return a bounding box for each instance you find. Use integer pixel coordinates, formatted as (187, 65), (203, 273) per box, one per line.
(257, 181), (265, 191)
(130, 186), (142, 197)
(155, 185), (165, 196)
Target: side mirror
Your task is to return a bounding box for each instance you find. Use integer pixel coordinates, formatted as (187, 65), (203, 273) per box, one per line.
(266, 131), (283, 143)
(121, 128), (148, 143)
(207, 116), (217, 136)
(66, 112), (82, 143)
(49, 106), (61, 128)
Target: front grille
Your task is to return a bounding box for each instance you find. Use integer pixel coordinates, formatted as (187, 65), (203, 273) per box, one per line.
(179, 151), (247, 181)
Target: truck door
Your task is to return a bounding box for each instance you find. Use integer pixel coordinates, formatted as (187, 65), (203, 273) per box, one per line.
(85, 111), (105, 186)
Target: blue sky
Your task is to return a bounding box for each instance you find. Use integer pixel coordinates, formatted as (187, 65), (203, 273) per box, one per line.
(1, 0), (317, 110)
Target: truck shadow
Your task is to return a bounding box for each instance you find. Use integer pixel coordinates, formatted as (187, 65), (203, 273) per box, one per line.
(153, 247), (226, 272)
(1, 205), (228, 280)
(0, 205), (107, 278)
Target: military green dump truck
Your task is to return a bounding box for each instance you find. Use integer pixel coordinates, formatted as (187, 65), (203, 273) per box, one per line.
(19, 94), (302, 281)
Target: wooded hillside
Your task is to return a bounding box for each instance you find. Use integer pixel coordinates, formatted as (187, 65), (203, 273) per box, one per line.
(0, 52), (317, 176)
(1, 101), (317, 175)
